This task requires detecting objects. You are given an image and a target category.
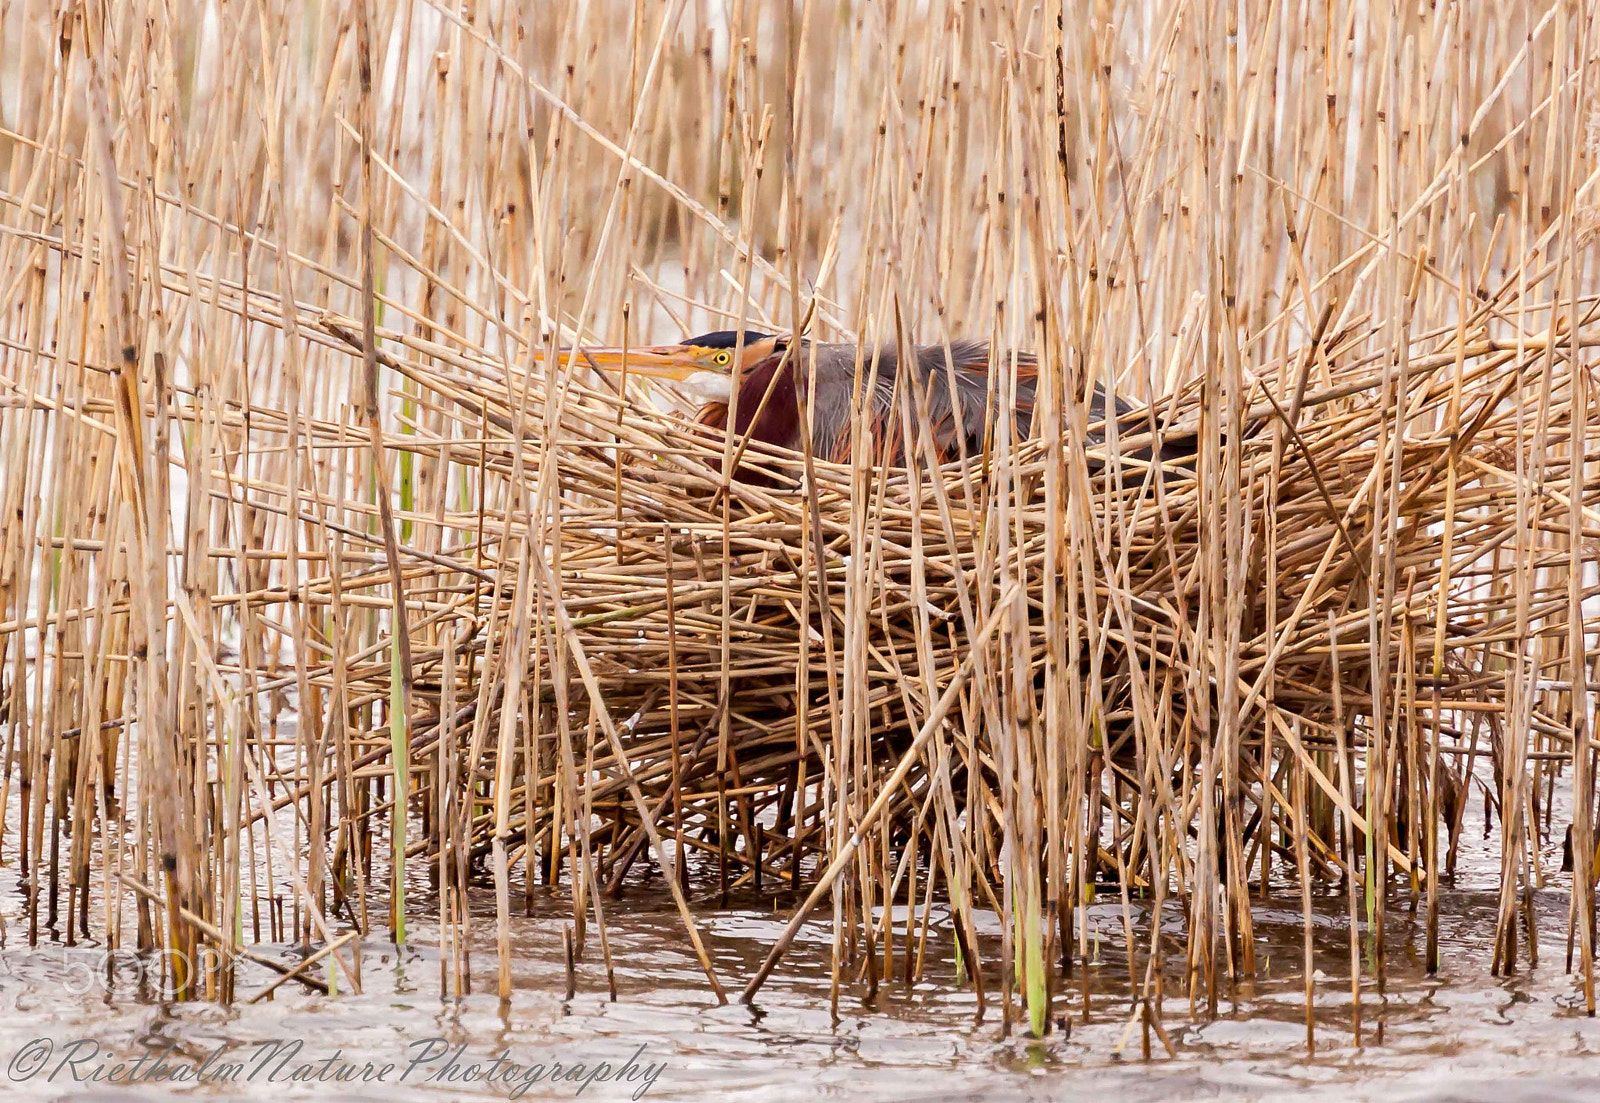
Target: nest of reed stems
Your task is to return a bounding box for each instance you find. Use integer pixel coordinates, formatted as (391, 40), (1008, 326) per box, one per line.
(3, 0), (1600, 1041)
(330, 301), (1599, 1019)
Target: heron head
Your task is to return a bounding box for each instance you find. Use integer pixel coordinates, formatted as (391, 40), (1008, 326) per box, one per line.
(570, 330), (786, 402)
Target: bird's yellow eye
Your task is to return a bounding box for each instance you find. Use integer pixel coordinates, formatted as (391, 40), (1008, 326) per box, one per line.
(712, 350), (731, 365)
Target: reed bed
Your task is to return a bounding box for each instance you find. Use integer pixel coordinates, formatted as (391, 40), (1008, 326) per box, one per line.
(2, 0), (1600, 1047)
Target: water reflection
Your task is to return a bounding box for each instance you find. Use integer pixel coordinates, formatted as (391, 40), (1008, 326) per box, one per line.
(3, 883), (1600, 1101)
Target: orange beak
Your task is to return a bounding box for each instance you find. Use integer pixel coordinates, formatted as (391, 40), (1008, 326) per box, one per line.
(562, 344), (724, 384)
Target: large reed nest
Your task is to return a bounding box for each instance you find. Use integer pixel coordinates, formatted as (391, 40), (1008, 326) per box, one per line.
(305, 301), (1594, 1005)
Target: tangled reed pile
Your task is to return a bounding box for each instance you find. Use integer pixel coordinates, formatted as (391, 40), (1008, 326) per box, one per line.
(3, 0), (1600, 1043)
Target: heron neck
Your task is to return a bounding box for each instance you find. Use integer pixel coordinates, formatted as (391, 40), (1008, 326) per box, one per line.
(728, 357), (800, 452)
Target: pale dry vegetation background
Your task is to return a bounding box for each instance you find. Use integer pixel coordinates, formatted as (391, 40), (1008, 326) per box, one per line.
(2, 0), (1600, 1047)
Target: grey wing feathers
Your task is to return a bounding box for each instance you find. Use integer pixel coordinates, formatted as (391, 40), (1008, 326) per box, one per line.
(801, 339), (1195, 471)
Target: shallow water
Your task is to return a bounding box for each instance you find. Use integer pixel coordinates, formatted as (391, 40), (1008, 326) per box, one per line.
(5, 875), (1600, 1103)
(0, 717), (1593, 1102)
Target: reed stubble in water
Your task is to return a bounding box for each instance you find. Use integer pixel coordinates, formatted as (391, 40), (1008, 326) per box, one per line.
(2, 0), (1600, 1046)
